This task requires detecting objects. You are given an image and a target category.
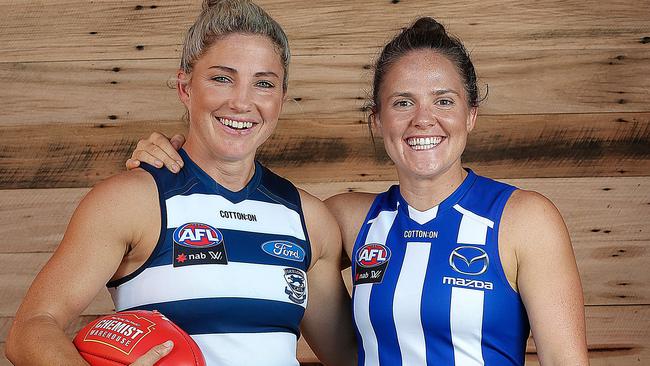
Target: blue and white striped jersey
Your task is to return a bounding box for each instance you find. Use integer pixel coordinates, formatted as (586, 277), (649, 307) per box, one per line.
(108, 149), (311, 366)
(352, 170), (529, 366)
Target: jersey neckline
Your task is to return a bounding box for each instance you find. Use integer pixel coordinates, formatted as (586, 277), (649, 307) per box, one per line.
(178, 148), (263, 204)
(396, 168), (478, 226)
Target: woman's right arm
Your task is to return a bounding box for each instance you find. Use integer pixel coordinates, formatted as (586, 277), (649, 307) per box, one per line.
(5, 171), (168, 365)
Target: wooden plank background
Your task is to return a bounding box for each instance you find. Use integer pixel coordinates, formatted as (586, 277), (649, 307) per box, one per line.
(0, 0), (648, 364)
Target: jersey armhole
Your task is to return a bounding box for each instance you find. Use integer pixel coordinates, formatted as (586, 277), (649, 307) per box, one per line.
(492, 186), (523, 299)
(107, 164), (167, 288)
(349, 189), (390, 281)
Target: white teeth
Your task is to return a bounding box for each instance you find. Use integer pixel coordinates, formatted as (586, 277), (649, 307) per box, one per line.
(406, 136), (443, 150)
(219, 118), (254, 130)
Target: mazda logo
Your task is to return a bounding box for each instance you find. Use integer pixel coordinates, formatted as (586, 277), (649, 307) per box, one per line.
(449, 246), (489, 275)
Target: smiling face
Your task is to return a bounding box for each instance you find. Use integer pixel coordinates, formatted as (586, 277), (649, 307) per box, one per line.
(374, 49), (477, 182)
(178, 33), (285, 163)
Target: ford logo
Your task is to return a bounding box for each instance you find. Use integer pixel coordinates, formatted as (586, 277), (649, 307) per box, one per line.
(261, 241), (305, 262)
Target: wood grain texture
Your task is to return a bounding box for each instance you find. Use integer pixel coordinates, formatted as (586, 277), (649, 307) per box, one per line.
(0, 177), (647, 316)
(0, 112), (648, 189)
(1, 0), (648, 365)
(0, 0), (647, 62)
(0, 305), (648, 365)
(1, 50), (649, 125)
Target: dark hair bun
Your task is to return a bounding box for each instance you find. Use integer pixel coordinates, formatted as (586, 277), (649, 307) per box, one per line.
(410, 17), (446, 35)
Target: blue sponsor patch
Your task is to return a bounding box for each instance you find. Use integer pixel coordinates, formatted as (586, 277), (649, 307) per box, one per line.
(261, 240), (305, 262)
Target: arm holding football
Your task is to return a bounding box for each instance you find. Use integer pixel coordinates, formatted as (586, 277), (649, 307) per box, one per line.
(5, 171), (168, 365)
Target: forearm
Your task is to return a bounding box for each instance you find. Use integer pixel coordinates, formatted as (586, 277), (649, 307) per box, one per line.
(6, 315), (89, 366)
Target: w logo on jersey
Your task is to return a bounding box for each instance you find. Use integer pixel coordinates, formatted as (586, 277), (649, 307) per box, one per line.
(173, 223), (223, 248)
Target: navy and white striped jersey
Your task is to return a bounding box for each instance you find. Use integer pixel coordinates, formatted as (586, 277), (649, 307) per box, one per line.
(108, 149), (311, 366)
(352, 170), (529, 366)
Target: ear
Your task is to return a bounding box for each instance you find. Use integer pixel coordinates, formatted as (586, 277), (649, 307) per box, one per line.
(177, 70), (191, 109)
(466, 107), (478, 133)
(369, 109), (383, 138)
(280, 89), (288, 112)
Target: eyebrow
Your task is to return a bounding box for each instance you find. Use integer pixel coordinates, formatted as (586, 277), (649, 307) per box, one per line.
(208, 65), (280, 79)
(388, 89), (461, 99)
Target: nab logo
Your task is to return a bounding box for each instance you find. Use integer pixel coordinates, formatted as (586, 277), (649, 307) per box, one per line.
(356, 244), (391, 268)
(173, 223), (223, 248)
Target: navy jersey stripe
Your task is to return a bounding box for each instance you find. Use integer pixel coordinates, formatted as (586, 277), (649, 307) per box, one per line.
(129, 297), (303, 336)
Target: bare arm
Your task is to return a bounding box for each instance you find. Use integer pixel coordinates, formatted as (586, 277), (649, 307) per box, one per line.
(299, 190), (357, 366)
(502, 190), (589, 365)
(5, 171), (170, 365)
(325, 192), (377, 260)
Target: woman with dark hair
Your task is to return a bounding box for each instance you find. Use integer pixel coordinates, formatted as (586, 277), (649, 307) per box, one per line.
(6, 1), (356, 365)
(132, 14), (589, 366)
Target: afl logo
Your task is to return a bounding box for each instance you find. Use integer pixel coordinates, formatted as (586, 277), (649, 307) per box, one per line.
(173, 223), (223, 248)
(449, 246), (489, 276)
(356, 244), (391, 268)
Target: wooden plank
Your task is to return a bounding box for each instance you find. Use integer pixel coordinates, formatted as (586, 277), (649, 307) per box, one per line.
(2, 177), (648, 253)
(1, 50), (649, 127)
(0, 111), (648, 189)
(1, 305), (648, 365)
(0, 177), (648, 314)
(0, 0), (647, 62)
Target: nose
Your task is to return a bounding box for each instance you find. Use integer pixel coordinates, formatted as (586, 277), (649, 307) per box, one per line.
(413, 105), (437, 129)
(229, 84), (253, 113)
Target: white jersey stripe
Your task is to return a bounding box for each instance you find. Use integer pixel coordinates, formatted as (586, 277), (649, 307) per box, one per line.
(450, 287), (485, 366)
(166, 194), (306, 240)
(110, 262), (307, 310)
(354, 284), (379, 366)
(454, 204), (492, 245)
(192, 332), (298, 366)
(356, 208), (399, 366)
(393, 242), (431, 365)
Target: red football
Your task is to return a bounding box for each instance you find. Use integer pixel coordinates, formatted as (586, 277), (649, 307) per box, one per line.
(73, 310), (205, 366)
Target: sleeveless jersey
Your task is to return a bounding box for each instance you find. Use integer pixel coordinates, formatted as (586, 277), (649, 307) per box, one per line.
(107, 149), (311, 366)
(351, 170), (529, 366)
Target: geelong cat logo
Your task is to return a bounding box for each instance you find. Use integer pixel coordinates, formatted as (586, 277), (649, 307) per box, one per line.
(356, 244), (391, 268)
(173, 223), (223, 248)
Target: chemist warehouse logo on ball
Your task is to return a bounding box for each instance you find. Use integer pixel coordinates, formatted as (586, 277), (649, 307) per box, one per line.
(354, 244), (391, 285)
(172, 223), (228, 267)
(80, 313), (155, 355)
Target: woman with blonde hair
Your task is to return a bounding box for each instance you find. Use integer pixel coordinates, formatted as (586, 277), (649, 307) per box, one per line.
(6, 1), (356, 365)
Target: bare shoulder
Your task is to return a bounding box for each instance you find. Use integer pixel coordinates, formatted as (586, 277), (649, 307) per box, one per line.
(76, 169), (159, 248)
(88, 168), (156, 203)
(502, 188), (570, 258)
(297, 189), (342, 267)
(503, 189), (565, 231)
(325, 192), (377, 257)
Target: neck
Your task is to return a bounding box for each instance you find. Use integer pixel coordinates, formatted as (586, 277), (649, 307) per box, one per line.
(397, 163), (467, 211)
(184, 140), (256, 192)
